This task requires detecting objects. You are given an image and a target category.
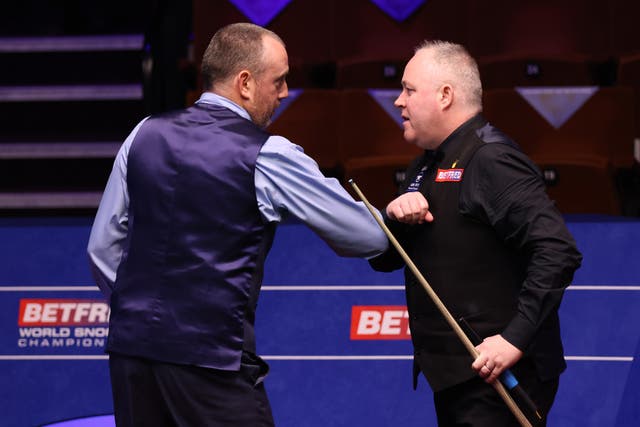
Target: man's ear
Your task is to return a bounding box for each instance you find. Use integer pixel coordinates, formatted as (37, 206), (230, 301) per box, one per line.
(238, 70), (253, 101)
(439, 84), (454, 110)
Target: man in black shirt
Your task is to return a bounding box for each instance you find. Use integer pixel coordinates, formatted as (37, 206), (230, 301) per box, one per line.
(369, 40), (582, 426)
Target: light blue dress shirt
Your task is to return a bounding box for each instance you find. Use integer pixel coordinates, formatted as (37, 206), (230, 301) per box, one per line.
(88, 92), (388, 295)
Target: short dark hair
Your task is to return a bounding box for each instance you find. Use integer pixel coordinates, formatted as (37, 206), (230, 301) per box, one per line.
(201, 23), (284, 90)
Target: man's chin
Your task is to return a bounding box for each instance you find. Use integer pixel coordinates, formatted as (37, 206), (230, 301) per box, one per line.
(256, 116), (271, 129)
(403, 131), (416, 145)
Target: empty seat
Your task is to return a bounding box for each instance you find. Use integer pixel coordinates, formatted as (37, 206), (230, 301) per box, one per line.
(337, 89), (422, 206)
(336, 58), (405, 89)
(478, 54), (613, 89)
(343, 155), (415, 208)
(531, 153), (620, 215)
(483, 86), (635, 168)
(552, 86), (635, 168)
(617, 52), (640, 138)
(287, 60), (336, 89)
(338, 89), (421, 161)
(191, 0), (334, 88)
(482, 88), (551, 156)
(267, 89), (341, 175)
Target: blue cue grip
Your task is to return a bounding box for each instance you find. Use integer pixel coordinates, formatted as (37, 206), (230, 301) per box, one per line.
(457, 317), (543, 424)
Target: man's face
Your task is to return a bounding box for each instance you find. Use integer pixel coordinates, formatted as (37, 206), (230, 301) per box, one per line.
(249, 36), (289, 128)
(394, 50), (442, 150)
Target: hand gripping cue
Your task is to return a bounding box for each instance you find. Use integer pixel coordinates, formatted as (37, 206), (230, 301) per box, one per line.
(349, 179), (540, 427)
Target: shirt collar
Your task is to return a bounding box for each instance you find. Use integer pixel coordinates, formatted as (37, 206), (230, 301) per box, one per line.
(196, 92), (252, 122)
(428, 113), (486, 159)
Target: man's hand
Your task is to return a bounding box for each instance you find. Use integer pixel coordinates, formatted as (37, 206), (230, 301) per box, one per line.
(386, 192), (434, 224)
(471, 334), (523, 384)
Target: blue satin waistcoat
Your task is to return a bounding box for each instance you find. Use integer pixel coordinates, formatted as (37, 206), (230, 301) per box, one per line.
(107, 102), (275, 370)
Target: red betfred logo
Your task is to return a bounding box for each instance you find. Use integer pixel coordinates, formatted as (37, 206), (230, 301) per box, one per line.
(350, 305), (411, 340)
(18, 299), (110, 326)
(435, 168), (464, 182)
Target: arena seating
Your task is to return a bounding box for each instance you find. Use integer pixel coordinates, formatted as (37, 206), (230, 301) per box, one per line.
(2, 2), (640, 427)
(478, 53), (612, 89)
(617, 52), (640, 138)
(267, 89), (341, 175)
(483, 86), (635, 214)
(337, 89), (421, 206)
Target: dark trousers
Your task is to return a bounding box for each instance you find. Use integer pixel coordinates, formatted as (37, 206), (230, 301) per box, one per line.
(109, 352), (275, 427)
(433, 359), (559, 427)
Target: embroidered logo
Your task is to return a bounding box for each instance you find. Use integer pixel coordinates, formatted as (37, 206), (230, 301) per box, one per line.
(407, 165), (427, 192)
(435, 168), (464, 182)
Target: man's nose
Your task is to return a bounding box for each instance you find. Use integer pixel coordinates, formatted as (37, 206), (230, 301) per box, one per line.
(394, 93), (404, 108)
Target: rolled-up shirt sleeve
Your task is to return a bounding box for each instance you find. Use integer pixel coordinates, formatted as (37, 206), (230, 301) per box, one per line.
(460, 143), (582, 351)
(255, 135), (389, 258)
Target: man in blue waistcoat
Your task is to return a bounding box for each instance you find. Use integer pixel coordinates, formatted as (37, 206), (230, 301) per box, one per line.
(88, 23), (389, 427)
(369, 41), (582, 426)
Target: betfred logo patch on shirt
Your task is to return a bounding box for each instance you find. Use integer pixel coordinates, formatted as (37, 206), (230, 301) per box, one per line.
(435, 168), (464, 182)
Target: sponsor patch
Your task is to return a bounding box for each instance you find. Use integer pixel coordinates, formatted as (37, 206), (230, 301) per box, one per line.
(435, 168), (464, 182)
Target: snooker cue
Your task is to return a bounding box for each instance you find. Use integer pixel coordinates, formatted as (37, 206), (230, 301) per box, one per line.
(349, 179), (533, 427)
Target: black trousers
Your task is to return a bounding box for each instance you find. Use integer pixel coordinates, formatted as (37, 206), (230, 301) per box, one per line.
(109, 352), (275, 427)
(433, 359), (559, 427)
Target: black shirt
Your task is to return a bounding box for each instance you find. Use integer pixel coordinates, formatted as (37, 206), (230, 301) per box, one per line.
(372, 114), (583, 352)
